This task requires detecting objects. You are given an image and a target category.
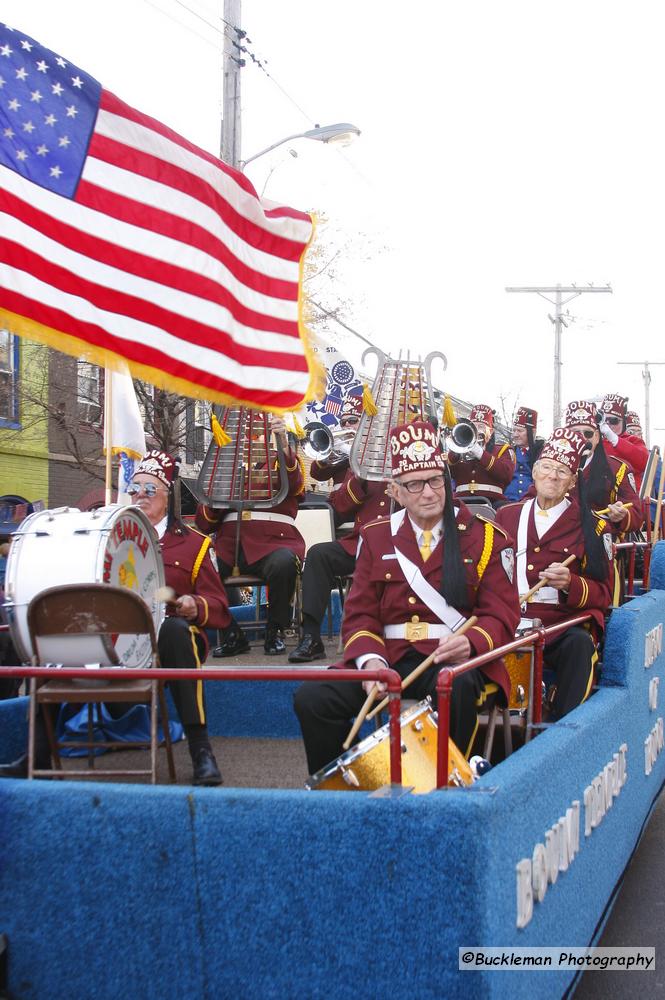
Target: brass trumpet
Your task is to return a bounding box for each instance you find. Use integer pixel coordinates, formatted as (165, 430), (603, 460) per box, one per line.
(303, 421), (355, 466)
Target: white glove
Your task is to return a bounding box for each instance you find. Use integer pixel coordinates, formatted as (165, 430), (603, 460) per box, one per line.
(335, 438), (352, 457)
(468, 441), (484, 460)
(599, 422), (619, 446)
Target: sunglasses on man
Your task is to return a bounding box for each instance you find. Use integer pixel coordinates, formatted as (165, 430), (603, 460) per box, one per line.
(127, 483), (167, 497)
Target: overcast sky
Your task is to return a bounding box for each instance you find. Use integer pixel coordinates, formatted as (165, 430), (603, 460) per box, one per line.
(3, 1), (665, 440)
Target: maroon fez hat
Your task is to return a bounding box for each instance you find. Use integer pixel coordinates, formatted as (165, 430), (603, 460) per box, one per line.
(390, 420), (446, 478)
(514, 406), (538, 429)
(134, 450), (177, 489)
(469, 404), (494, 429)
(625, 410), (642, 433)
(600, 393), (628, 422)
(565, 400), (598, 430)
(538, 428), (587, 474)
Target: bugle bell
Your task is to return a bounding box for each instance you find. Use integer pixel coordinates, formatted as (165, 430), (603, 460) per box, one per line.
(303, 422), (354, 466)
(445, 418), (478, 455)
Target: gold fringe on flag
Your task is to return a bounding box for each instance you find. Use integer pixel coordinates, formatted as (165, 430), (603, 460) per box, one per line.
(362, 382), (378, 416)
(291, 414), (305, 439)
(211, 412), (231, 447)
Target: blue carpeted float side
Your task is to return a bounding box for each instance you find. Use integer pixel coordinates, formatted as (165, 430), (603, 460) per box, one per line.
(0, 543), (664, 999)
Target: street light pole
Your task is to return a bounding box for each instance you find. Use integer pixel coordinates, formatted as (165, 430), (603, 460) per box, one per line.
(617, 361), (665, 448)
(240, 123), (362, 171)
(506, 283), (613, 428)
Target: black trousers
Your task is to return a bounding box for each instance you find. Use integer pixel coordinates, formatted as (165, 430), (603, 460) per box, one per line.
(300, 540), (356, 630)
(293, 651), (499, 775)
(219, 547), (298, 629)
(156, 616), (208, 726)
(545, 626), (597, 719)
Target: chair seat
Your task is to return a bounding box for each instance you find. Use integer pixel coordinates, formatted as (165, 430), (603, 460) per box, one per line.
(36, 678), (155, 703)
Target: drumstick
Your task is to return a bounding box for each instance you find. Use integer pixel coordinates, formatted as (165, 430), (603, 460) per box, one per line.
(342, 684), (379, 750)
(366, 614), (479, 722)
(519, 553), (576, 604)
(593, 501), (633, 516)
(155, 586), (177, 606)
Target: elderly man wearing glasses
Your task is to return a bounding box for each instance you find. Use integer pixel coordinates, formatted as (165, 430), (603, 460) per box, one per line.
(496, 428), (614, 720)
(596, 393), (649, 490)
(293, 420), (520, 776)
(563, 400), (644, 538)
(124, 450), (234, 785)
(0, 451), (232, 786)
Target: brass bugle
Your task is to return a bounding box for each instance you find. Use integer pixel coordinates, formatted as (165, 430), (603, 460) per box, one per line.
(445, 418), (478, 455)
(303, 421), (354, 466)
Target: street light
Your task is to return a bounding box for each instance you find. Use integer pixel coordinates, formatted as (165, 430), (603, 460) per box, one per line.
(240, 122), (361, 170)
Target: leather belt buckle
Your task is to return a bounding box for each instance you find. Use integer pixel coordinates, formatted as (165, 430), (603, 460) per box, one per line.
(241, 511), (252, 521)
(405, 621), (429, 642)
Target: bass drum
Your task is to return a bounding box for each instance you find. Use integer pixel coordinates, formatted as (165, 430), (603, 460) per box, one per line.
(4, 505), (165, 668)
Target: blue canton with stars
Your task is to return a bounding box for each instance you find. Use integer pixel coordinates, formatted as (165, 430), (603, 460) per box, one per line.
(0, 23), (101, 199)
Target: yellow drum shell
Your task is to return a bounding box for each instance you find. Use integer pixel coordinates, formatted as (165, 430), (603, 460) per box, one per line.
(307, 700), (472, 794)
(505, 650), (533, 711)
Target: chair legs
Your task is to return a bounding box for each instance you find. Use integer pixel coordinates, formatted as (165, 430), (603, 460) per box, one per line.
(158, 685), (176, 783)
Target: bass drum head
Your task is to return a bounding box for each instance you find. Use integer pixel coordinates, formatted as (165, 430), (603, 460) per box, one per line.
(4, 505), (165, 668)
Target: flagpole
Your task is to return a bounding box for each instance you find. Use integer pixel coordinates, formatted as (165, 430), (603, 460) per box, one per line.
(104, 368), (113, 505)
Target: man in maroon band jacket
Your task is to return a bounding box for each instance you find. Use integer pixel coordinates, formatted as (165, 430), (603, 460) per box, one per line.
(294, 420), (521, 776)
(0, 450), (230, 786)
(496, 428), (614, 720)
(448, 403), (516, 508)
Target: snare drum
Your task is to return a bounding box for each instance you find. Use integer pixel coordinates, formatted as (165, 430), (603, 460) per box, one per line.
(4, 505), (164, 668)
(505, 618), (542, 711)
(306, 699), (473, 794)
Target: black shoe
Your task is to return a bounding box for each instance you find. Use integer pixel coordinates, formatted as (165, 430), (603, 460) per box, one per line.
(192, 748), (223, 787)
(0, 752), (49, 778)
(288, 634), (326, 663)
(264, 626), (286, 656)
(212, 624), (250, 658)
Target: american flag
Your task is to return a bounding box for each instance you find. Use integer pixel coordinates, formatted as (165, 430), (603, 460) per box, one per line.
(0, 23), (316, 410)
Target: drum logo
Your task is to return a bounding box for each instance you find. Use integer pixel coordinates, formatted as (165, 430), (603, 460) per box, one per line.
(103, 517), (151, 586)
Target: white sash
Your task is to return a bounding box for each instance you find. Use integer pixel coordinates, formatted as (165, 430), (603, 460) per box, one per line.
(516, 499), (534, 598)
(389, 509), (466, 634)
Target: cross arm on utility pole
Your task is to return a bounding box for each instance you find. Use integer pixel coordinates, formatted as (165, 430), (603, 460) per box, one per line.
(617, 361), (665, 448)
(506, 283), (612, 428)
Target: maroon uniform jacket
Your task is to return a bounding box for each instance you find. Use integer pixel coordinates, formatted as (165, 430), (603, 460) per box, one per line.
(328, 469), (394, 556)
(581, 453), (644, 536)
(603, 434), (649, 490)
(160, 522), (231, 648)
(495, 499), (613, 637)
(449, 443), (517, 503)
(310, 456), (349, 487)
(341, 503), (521, 701)
(195, 450), (306, 565)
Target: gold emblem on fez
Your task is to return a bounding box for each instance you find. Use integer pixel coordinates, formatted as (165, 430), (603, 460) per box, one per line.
(553, 439), (573, 454)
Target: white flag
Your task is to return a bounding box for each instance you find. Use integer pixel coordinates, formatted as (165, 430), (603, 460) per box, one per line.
(104, 368), (146, 502)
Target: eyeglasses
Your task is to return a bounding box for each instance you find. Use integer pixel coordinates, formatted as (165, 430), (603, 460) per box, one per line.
(339, 417), (359, 428)
(536, 462), (571, 479)
(605, 416), (622, 426)
(127, 483), (167, 497)
(582, 429), (595, 439)
(397, 475), (446, 494)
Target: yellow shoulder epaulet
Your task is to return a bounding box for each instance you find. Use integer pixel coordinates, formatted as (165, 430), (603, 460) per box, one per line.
(474, 513), (509, 539)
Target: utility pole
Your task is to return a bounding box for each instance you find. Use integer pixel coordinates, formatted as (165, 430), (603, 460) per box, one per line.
(505, 283), (612, 428)
(221, 0), (242, 168)
(617, 361), (665, 448)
